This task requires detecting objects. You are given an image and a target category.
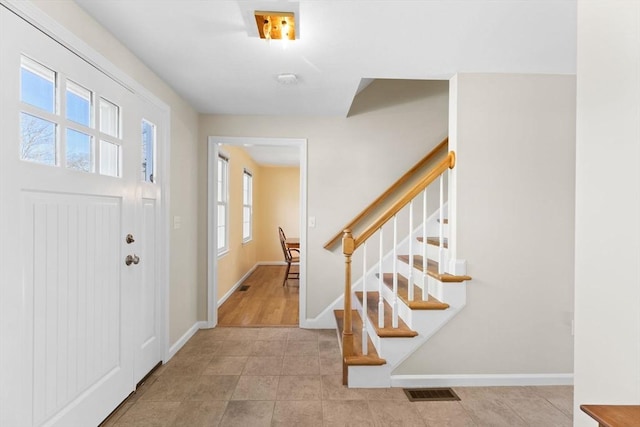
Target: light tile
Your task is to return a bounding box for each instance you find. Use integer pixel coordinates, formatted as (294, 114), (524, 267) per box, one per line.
(285, 340), (319, 356)
(368, 399), (426, 426)
(321, 375), (368, 400)
(161, 354), (213, 377)
(242, 356), (283, 375)
(461, 398), (528, 427)
(219, 400), (274, 427)
(202, 356), (248, 375)
(413, 401), (477, 427)
(322, 400), (374, 426)
(272, 400), (323, 427)
(277, 375), (322, 400)
(186, 375), (239, 401)
(215, 340), (256, 356)
(169, 401), (227, 427)
(362, 387), (407, 400)
(282, 355), (320, 375)
(139, 375), (199, 402)
(231, 375), (279, 400)
(251, 340), (287, 356)
(256, 328), (290, 341)
(319, 356), (342, 376)
(114, 401), (181, 426)
(101, 402), (133, 426)
(287, 328), (319, 341)
(503, 397), (572, 427)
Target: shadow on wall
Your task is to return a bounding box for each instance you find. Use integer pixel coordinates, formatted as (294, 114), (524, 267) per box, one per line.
(347, 79), (449, 117)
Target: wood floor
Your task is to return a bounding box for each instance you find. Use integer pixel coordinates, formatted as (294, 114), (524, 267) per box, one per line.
(217, 265), (299, 326)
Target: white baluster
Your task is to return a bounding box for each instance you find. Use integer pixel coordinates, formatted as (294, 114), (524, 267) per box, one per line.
(378, 228), (384, 328)
(408, 200), (414, 301)
(392, 215), (399, 328)
(439, 174), (445, 274)
(362, 241), (368, 355)
(422, 188), (428, 301)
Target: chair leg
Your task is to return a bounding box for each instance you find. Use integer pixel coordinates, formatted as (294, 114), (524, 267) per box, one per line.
(283, 262), (291, 286)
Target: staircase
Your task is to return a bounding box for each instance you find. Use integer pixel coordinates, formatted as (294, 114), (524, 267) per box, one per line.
(329, 143), (472, 387)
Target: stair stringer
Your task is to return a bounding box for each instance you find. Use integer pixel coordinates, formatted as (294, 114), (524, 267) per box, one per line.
(348, 278), (467, 388)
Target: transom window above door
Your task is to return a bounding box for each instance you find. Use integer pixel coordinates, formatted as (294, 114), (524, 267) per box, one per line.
(18, 55), (142, 179)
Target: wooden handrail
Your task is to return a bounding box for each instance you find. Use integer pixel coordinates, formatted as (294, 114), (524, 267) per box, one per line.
(339, 150), (456, 382)
(353, 151), (455, 249)
(324, 137), (448, 249)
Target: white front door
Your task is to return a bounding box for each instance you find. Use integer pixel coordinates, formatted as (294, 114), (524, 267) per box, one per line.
(0, 7), (163, 426)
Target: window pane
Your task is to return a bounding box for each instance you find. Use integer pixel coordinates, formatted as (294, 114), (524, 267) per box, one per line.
(99, 140), (119, 177)
(141, 120), (156, 182)
(66, 129), (91, 172)
(99, 98), (119, 137)
(20, 112), (56, 165)
(217, 205), (226, 250)
(217, 205), (226, 227)
(20, 57), (55, 113)
(66, 80), (91, 127)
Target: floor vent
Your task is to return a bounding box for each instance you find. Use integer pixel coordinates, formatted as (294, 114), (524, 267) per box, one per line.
(403, 388), (460, 402)
(238, 285), (250, 292)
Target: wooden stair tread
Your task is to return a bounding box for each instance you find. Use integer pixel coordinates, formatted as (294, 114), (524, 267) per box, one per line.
(380, 273), (449, 310)
(416, 236), (449, 248)
(354, 291), (418, 337)
(334, 310), (386, 366)
(397, 254), (472, 282)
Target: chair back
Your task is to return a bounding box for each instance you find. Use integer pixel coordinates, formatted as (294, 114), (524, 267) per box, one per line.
(279, 227), (292, 262)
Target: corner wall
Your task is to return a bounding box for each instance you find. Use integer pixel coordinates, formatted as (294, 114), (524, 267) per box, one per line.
(396, 73), (576, 378)
(574, 2), (640, 425)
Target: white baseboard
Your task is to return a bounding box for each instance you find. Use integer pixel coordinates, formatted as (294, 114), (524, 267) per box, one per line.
(390, 373), (574, 388)
(167, 320), (208, 361)
(217, 264), (260, 307)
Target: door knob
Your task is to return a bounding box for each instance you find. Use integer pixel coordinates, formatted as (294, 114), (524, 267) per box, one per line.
(125, 254), (140, 266)
(126, 234), (135, 244)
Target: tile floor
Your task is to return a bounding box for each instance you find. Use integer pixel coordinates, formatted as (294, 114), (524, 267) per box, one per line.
(101, 327), (573, 426)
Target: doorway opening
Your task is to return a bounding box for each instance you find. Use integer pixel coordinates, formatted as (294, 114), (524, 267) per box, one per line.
(207, 136), (307, 327)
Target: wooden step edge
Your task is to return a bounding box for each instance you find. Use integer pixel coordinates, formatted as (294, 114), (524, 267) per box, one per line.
(397, 255), (472, 283)
(379, 273), (451, 311)
(403, 297), (450, 310)
(344, 355), (386, 366)
(416, 236), (449, 248)
(333, 309), (387, 366)
(427, 270), (472, 283)
(354, 291), (418, 338)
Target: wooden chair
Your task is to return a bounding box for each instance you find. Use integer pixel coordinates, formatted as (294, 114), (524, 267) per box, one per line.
(279, 226), (299, 286)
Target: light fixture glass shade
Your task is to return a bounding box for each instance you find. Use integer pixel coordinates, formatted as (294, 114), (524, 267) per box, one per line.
(255, 11), (295, 40)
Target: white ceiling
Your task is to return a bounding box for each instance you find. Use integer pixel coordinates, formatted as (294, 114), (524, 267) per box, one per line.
(74, 0), (576, 118)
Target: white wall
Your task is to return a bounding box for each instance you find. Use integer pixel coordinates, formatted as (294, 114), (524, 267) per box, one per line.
(574, 2), (640, 426)
(29, 0), (201, 347)
(396, 73), (576, 377)
(199, 80), (450, 320)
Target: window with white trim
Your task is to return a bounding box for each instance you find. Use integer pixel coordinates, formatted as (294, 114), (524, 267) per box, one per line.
(217, 153), (229, 254)
(242, 169), (253, 243)
(19, 55), (122, 176)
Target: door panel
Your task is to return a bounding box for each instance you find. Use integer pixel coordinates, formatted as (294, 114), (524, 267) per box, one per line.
(0, 7), (163, 426)
(136, 198), (159, 381)
(24, 193), (127, 426)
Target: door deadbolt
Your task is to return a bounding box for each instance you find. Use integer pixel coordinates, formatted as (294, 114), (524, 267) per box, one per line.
(125, 254), (140, 266)
(126, 234), (135, 244)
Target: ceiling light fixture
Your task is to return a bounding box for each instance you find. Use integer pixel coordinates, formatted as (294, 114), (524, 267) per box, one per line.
(276, 73), (298, 85)
(254, 11), (295, 41)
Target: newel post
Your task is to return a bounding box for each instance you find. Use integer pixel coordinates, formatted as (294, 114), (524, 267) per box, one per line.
(342, 229), (355, 385)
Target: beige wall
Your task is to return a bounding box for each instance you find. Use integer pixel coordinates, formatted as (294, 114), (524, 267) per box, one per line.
(396, 73), (576, 376)
(199, 80), (450, 320)
(256, 166), (300, 263)
(216, 145), (260, 300)
(574, 2), (640, 425)
(215, 146), (300, 300)
(31, 1), (201, 347)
